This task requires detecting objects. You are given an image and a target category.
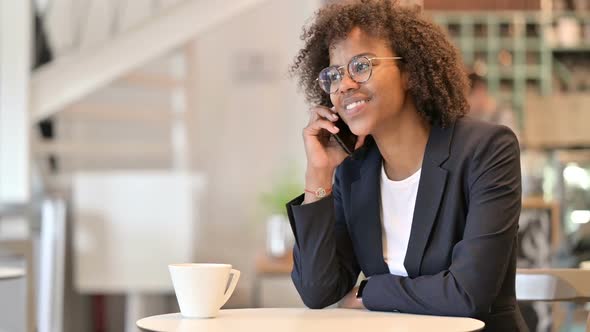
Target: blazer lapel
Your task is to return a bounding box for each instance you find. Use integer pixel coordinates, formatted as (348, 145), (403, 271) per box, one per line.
(350, 143), (389, 275)
(404, 121), (455, 277)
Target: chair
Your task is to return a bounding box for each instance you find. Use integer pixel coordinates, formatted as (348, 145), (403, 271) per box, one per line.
(516, 268), (590, 332)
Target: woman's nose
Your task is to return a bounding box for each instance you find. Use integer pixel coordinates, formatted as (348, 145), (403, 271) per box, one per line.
(338, 72), (360, 93)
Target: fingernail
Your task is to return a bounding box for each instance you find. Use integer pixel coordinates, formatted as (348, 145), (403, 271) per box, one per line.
(333, 126), (339, 131)
(332, 114), (338, 119)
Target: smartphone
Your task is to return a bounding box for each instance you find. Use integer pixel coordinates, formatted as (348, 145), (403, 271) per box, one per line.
(332, 117), (358, 155)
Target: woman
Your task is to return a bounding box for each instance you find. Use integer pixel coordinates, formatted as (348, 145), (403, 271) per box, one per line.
(286, 1), (528, 331)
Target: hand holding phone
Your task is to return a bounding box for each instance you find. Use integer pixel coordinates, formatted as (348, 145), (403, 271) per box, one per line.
(332, 116), (358, 155)
(302, 105), (366, 203)
(302, 105), (363, 172)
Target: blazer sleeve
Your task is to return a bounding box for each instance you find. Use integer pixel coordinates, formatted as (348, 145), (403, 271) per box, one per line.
(286, 167), (361, 309)
(362, 126), (521, 317)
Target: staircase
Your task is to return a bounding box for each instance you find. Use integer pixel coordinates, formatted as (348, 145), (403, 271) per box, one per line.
(31, 0), (269, 180)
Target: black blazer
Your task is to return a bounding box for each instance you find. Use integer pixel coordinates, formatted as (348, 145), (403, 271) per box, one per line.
(286, 117), (529, 332)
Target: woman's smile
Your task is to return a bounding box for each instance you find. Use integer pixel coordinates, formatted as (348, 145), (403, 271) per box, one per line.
(341, 97), (371, 117)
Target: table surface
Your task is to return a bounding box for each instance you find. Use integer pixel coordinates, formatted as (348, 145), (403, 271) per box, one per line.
(0, 267), (25, 280)
(137, 308), (484, 332)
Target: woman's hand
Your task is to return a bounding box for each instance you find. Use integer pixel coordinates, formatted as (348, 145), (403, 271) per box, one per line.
(338, 286), (366, 309)
(302, 106), (365, 203)
(303, 106), (365, 173)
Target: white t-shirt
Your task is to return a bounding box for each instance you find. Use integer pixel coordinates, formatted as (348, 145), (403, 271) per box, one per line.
(379, 163), (421, 277)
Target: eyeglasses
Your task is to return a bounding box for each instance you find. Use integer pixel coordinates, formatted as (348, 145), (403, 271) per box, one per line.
(317, 55), (403, 94)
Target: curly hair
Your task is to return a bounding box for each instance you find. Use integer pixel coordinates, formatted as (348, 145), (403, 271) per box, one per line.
(290, 0), (469, 127)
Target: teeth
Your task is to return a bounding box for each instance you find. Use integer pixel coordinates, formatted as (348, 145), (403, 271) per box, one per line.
(345, 99), (368, 110)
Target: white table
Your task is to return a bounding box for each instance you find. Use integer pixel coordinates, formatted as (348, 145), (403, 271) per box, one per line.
(137, 308), (485, 332)
(0, 267), (25, 280)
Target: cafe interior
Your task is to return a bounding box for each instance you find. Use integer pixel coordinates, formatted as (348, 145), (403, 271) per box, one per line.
(1, 0), (589, 331)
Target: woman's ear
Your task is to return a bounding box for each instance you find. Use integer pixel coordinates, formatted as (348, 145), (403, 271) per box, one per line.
(401, 69), (410, 92)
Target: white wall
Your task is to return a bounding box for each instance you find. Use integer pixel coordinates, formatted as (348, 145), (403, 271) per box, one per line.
(0, 0), (31, 204)
(53, 0), (319, 308)
(39, 0), (324, 317)
(189, 0), (315, 305)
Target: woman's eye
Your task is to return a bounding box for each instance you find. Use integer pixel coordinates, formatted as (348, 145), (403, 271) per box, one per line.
(354, 62), (369, 72)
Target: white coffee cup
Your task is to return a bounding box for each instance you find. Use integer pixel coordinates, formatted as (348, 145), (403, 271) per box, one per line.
(169, 263), (240, 318)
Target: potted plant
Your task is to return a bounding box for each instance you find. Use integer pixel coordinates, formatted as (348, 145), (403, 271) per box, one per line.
(259, 167), (302, 257)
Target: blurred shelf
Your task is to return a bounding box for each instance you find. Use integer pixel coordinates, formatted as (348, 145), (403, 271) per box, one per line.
(550, 11), (590, 21)
(496, 66), (543, 79)
(469, 38), (544, 50)
(432, 10), (590, 130)
(524, 93), (590, 149)
(255, 250), (293, 275)
(430, 11), (547, 23)
(551, 45), (590, 52)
